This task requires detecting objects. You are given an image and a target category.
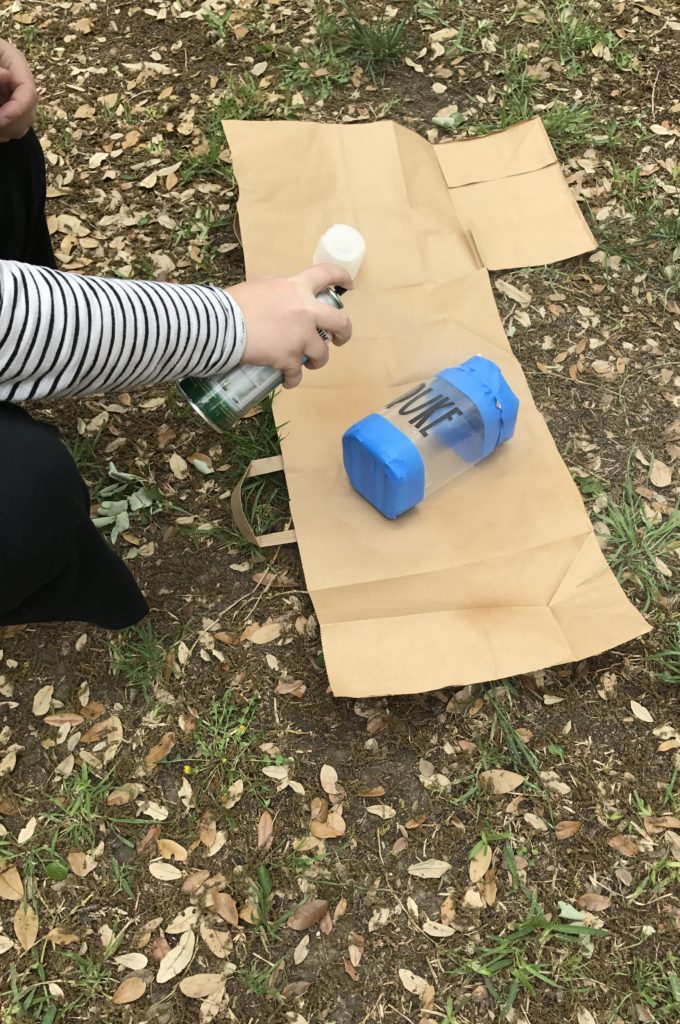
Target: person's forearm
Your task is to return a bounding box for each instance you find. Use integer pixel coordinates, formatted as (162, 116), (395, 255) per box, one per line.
(0, 260), (246, 402)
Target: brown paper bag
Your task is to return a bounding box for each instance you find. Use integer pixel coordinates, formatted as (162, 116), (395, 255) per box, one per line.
(224, 117), (649, 698)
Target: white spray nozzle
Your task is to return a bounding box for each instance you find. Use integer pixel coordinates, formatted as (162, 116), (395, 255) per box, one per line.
(313, 224), (366, 282)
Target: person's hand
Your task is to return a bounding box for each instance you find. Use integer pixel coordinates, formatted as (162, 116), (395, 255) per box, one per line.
(0, 39), (38, 142)
(227, 264), (353, 389)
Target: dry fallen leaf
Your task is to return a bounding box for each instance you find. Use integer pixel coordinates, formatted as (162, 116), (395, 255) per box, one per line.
(32, 684), (54, 716)
(555, 820), (582, 840)
(407, 859), (451, 880)
(144, 731), (176, 768)
(17, 817), (37, 845)
(112, 976), (147, 1004)
(469, 845), (492, 883)
(179, 973), (225, 999)
(440, 893), (456, 924)
(45, 927), (80, 946)
(156, 928), (196, 984)
(67, 850), (98, 878)
(399, 968), (426, 995)
(222, 779), (244, 809)
(107, 783), (144, 807)
(366, 804), (396, 819)
(157, 839), (188, 862)
(149, 861), (183, 881)
(13, 903), (39, 951)
(199, 921), (232, 959)
(0, 867), (25, 901)
(649, 458), (672, 488)
(242, 621), (282, 645)
(607, 835), (639, 857)
(287, 899), (329, 931)
(210, 891), (239, 927)
(310, 811), (346, 839)
(577, 893), (612, 913)
(422, 919), (455, 938)
(283, 981), (311, 998)
(480, 770), (525, 794)
(257, 810), (274, 851)
(630, 700), (653, 723)
(294, 933), (310, 965)
(114, 953), (149, 970)
(320, 764), (339, 796)
(182, 869), (210, 895)
(166, 907), (198, 936)
(495, 278), (532, 305)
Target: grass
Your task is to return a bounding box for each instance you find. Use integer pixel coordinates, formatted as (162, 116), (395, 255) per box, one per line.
(447, 886), (605, 1016)
(542, 102), (621, 160)
(0, 764), (145, 897)
(544, 0), (638, 78)
(486, 684), (542, 782)
(462, 45), (622, 161)
(611, 954), (680, 1022)
(3, 928), (125, 1024)
(169, 205), (233, 283)
(183, 690), (264, 797)
(598, 456), (679, 615)
(66, 430), (105, 484)
(45, 765), (145, 853)
(647, 625), (680, 685)
(248, 864), (292, 950)
(179, 75), (267, 186)
(334, 0), (413, 77)
(109, 621), (169, 702)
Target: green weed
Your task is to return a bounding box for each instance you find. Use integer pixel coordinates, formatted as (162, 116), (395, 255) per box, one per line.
(447, 889), (605, 1015)
(544, 1), (637, 78)
(66, 430), (105, 484)
(180, 76), (267, 186)
(647, 626), (680, 685)
(486, 684), (542, 782)
(598, 456), (679, 615)
(610, 954), (680, 1022)
(183, 690), (265, 797)
(248, 864), (293, 950)
(109, 621), (168, 701)
(170, 206), (232, 283)
(244, 953), (285, 998)
(336, 1), (412, 77)
(542, 102), (620, 160)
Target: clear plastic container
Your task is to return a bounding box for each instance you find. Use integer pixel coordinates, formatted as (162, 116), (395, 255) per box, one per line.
(342, 356), (519, 519)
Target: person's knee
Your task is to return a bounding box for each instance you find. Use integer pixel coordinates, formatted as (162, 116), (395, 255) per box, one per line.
(0, 407), (87, 576)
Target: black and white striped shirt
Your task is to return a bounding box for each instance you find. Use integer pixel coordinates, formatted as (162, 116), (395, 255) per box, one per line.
(0, 259), (246, 402)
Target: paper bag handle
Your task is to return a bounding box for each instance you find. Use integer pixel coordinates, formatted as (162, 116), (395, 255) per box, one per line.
(230, 455), (297, 548)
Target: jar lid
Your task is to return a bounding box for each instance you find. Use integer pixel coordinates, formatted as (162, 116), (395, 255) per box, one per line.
(436, 356), (519, 462)
(342, 413), (425, 519)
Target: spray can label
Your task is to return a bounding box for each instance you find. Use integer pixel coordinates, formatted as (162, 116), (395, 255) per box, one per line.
(179, 287), (343, 432)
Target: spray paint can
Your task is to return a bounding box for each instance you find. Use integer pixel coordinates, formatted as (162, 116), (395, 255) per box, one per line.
(178, 225), (365, 433)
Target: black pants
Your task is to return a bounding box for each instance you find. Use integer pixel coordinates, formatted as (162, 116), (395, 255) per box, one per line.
(0, 131), (148, 629)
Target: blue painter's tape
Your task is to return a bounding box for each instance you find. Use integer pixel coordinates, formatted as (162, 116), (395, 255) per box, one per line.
(437, 356), (519, 461)
(342, 413), (425, 519)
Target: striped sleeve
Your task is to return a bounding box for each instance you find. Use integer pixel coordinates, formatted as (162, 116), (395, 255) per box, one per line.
(0, 260), (246, 402)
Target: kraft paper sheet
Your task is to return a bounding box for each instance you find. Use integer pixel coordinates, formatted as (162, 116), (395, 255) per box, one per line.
(223, 116), (649, 698)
